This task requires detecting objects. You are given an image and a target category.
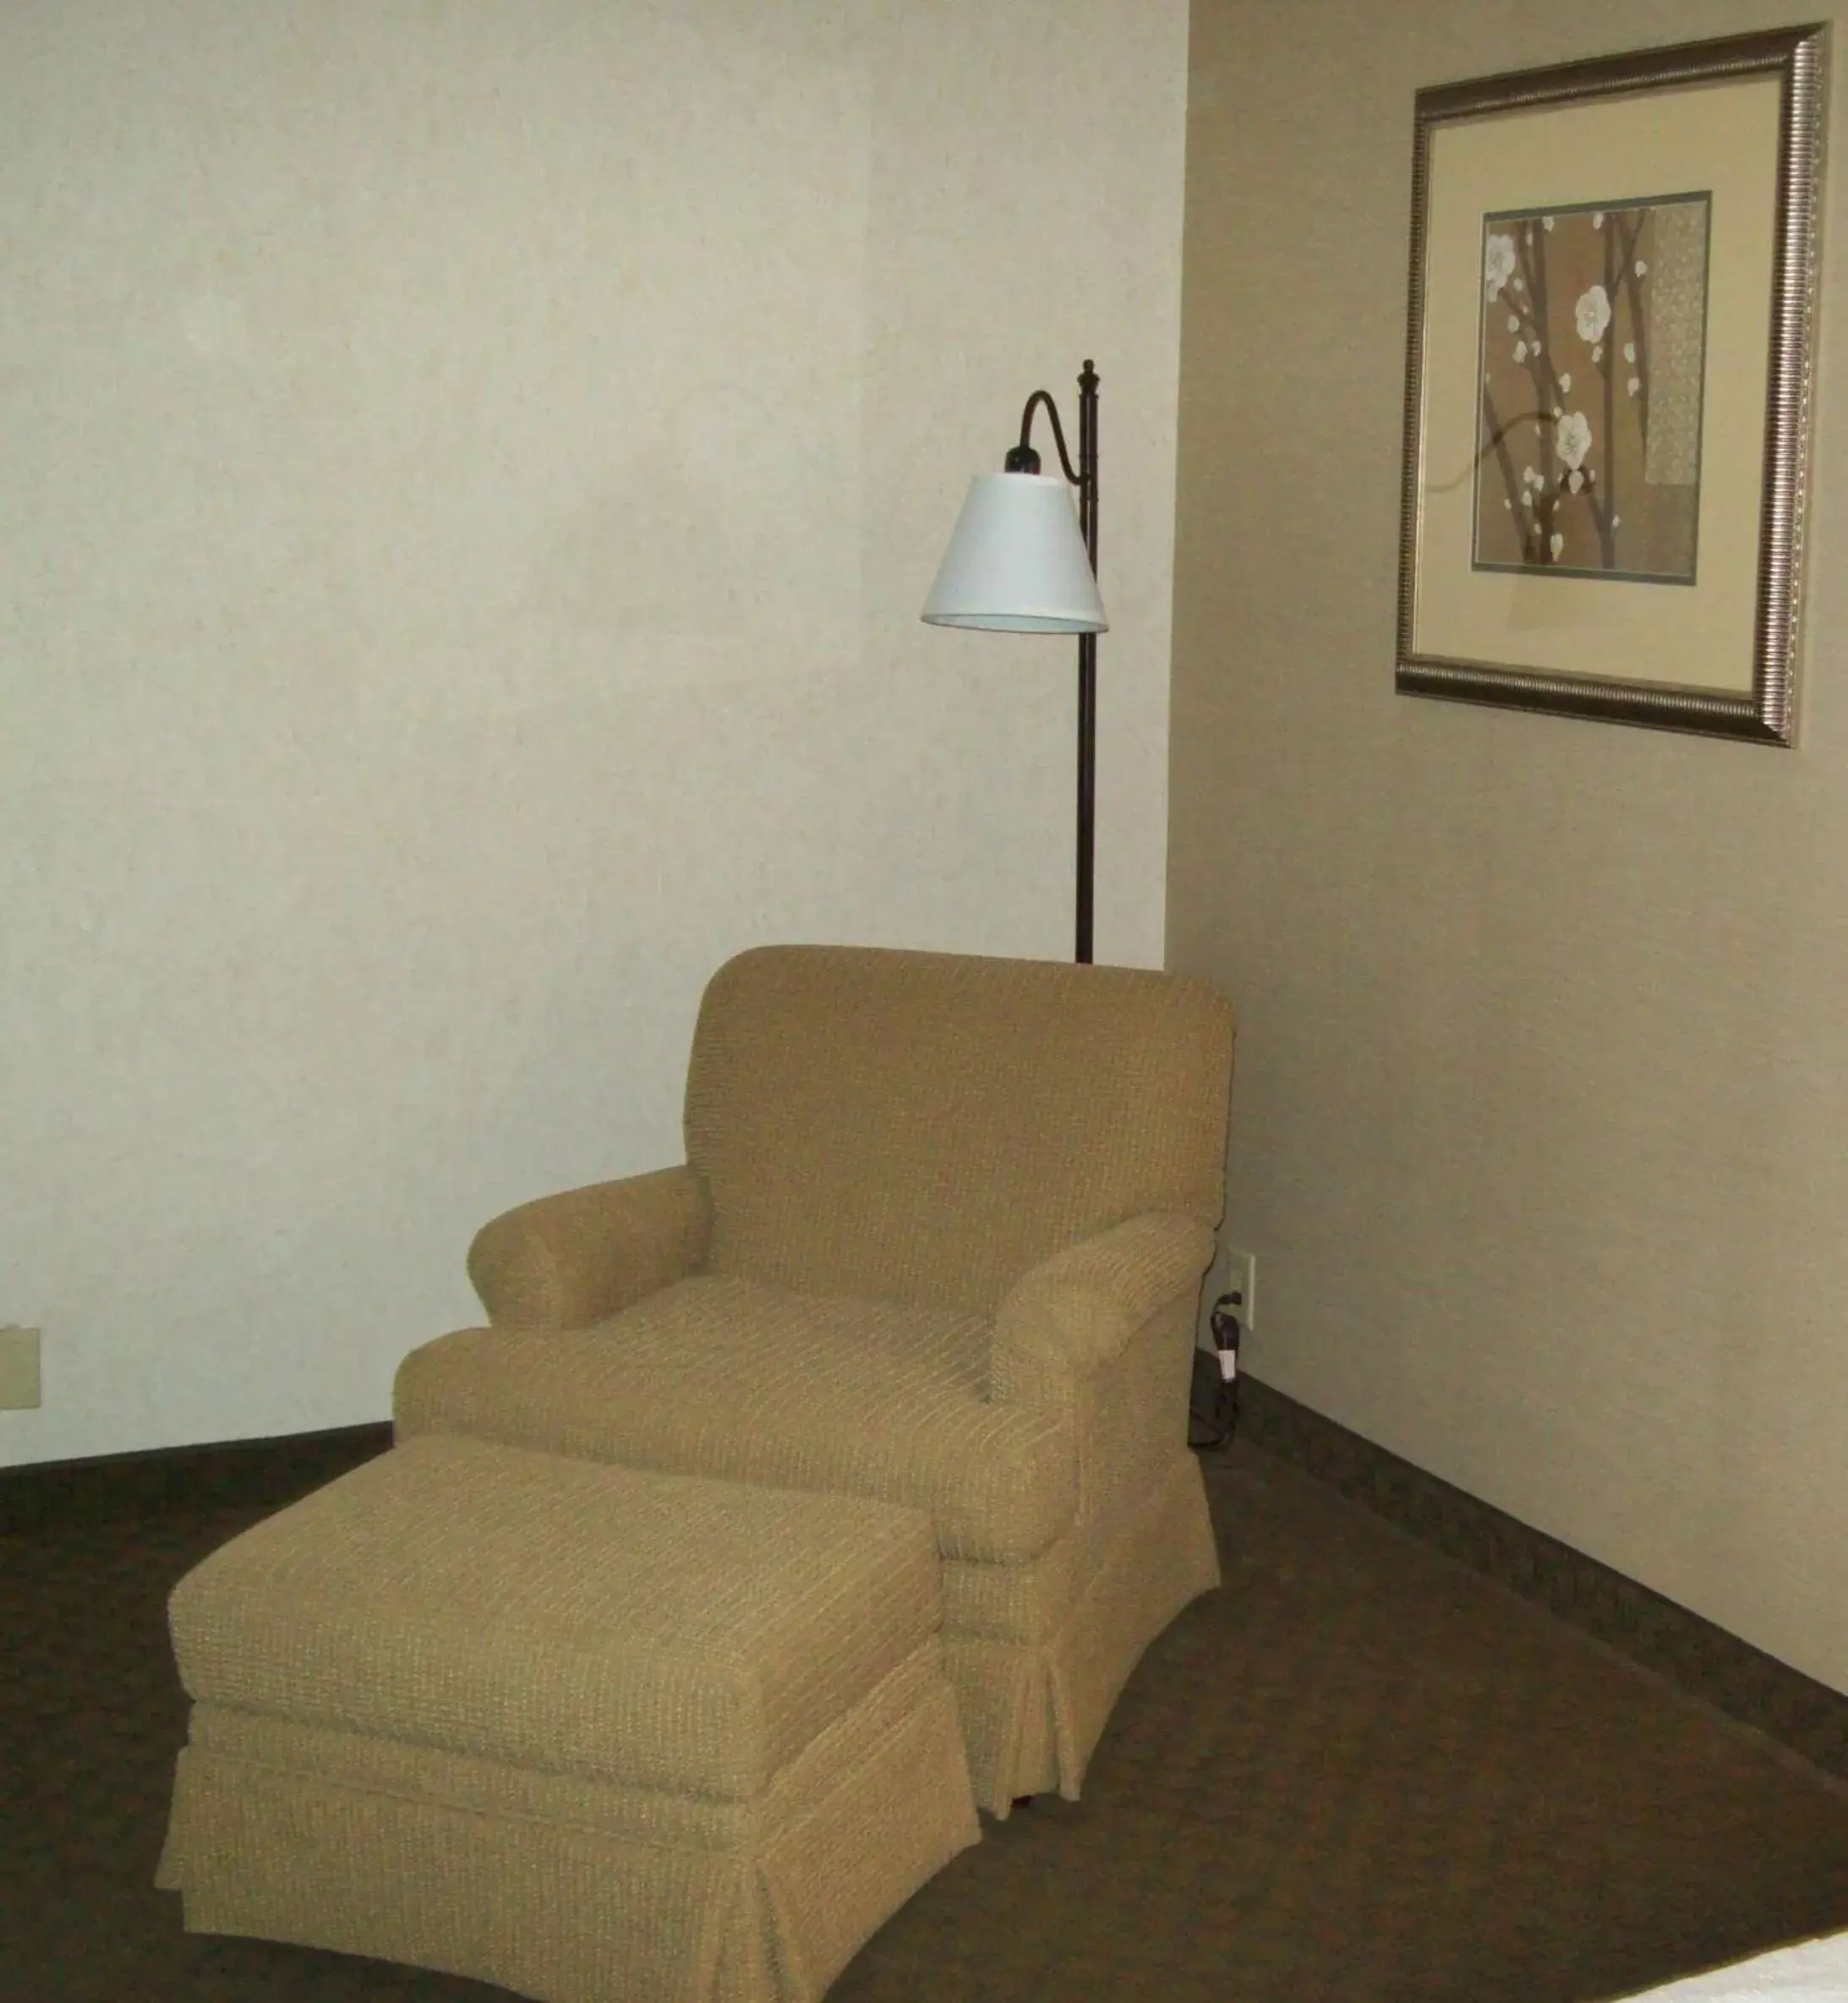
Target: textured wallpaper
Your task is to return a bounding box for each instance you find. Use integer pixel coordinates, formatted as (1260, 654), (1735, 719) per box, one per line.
(0, 0), (1189, 1464)
(1169, 0), (1848, 1693)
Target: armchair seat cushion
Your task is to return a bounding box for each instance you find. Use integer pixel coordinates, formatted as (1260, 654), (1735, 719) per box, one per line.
(396, 1276), (1078, 1565)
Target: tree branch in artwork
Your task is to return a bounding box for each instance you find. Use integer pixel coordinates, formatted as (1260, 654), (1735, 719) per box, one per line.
(1479, 384), (1544, 564)
(1615, 209), (1652, 451)
(1483, 219), (1572, 564)
(1478, 200), (1674, 578)
(1481, 194), (1698, 584)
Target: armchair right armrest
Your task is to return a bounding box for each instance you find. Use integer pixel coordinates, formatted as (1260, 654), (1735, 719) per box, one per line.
(988, 1211), (1217, 1408)
(466, 1164), (712, 1330)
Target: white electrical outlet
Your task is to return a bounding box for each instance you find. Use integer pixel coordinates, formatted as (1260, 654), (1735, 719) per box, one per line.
(1199, 1251), (1257, 1354)
(0, 1326), (41, 1410)
(1222, 1251), (1256, 1331)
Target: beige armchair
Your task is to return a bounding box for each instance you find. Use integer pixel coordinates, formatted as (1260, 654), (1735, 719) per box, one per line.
(395, 944), (1234, 1814)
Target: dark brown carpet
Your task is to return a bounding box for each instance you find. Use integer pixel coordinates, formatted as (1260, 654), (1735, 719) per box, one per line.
(4, 1442), (1847, 2003)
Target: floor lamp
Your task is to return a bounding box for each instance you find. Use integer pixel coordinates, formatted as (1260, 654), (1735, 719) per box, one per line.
(921, 360), (1107, 965)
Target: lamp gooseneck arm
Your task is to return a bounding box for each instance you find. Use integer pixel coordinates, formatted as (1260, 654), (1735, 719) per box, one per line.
(1006, 389), (1084, 485)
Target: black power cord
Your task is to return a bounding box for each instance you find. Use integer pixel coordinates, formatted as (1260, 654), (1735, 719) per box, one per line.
(1188, 1289), (1244, 1453)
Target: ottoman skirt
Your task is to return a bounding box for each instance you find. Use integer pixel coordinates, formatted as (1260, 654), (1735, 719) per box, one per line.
(158, 1438), (980, 2003)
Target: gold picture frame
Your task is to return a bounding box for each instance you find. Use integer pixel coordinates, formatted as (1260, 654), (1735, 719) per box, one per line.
(1396, 26), (1828, 744)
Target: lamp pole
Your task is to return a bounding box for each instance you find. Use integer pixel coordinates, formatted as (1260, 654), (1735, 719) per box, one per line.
(1004, 362), (1099, 963)
(1076, 360), (1098, 966)
(922, 358), (1105, 965)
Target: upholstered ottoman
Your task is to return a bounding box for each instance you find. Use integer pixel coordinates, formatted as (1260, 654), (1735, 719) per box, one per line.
(157, 1436), (980, 2003)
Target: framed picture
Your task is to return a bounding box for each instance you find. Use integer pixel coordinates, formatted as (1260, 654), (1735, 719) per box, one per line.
(1396, 26), (1829, 744)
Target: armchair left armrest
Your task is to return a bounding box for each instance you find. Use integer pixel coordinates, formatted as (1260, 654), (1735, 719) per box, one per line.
(466, 1165), (711, 1332)
(989, 1211), (1218, 1407)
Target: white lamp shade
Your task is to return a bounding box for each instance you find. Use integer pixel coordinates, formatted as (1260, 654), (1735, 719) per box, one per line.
(921, 473), (1107, 633)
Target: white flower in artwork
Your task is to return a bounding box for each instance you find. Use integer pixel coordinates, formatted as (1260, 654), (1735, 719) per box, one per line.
(1550, 532), (1566, 559)
(1624, 342), (1636, 364)
(1513, 273), (1527, 293)
(1576, 285), (1612, 344)
(1555, 410), (1594, 472)
(1531, 340), (1542, 355)
(1484, 232), (1517, 299)
(1627, 376), (1641, 397)
(1560, 372), (1572, 391)
(1504, 498), (1513, 510)
(1508, 314), (1520, 333)
(1613, 513), (1622, 528)
(1593, 345), (1603, 364)
(1635, 259), (1648, 277)
(1522, 490), (1534, 509)
(1543, 215), (1555, 230)
(1514, 340), (1527, 362)
(1567, 470), (1583, 493)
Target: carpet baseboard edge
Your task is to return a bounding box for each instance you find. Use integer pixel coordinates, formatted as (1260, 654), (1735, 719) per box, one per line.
(11, 1388), (1845, 1783)
(0, 1421), (394, 1535)
(1233, 1376), (1848, 1781)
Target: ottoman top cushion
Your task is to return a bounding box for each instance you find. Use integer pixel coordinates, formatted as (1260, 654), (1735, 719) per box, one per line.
(167, 1437), (943, 1801)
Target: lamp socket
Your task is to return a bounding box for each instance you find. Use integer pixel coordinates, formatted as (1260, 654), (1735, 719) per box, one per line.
(0, 1327), (41, 1410)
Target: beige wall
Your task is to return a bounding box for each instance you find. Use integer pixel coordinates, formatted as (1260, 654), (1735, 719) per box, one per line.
(0, 0), (1189, 1464)
(1170, 0), (1848, 1691)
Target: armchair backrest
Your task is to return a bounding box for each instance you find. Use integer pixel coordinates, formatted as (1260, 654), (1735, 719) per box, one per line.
(683, 944), (1234, 1316)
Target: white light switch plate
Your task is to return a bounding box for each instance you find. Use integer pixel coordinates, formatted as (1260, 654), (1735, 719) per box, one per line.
(0, 1327), (41, 1409)
(1222, 1251), (1256, 1331)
